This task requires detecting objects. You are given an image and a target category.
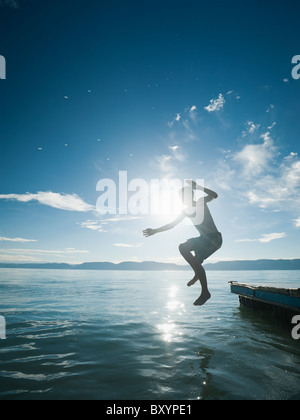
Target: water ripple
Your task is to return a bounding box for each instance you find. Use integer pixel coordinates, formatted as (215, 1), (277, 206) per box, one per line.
(0, 269), (299, 400)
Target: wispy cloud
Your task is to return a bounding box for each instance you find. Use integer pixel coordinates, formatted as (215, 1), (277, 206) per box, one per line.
(113, 243), (142, 248)
(246, 154), (300, 210)
(0, 236), (37, 243)
(233, 132), (277, 178)
(204, 93), (225, 112)
(0, 247), (89, 263)
(79, 216), (142, 233)
(213, 124), (300, 231)
(168, 144), (187, 163)
(0, 192), (94, 212)
(189, 105), (198, 121)
(152, 144), (187, 178)
(236, 233), (287, 243)
(294, 217), (300, 228)
(242, 121), (261, 136)
(100, 216), (142, 223)
(0, 254), (39, 263)
(1, 248), (89, 255)
(153, 106), (194, 178)
(79, 220), (105, 232)
(153, 154), (175, 176)
(168, 113), (181, 128)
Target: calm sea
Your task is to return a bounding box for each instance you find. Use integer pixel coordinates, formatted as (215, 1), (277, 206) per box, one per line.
(0, 269), (299, 400)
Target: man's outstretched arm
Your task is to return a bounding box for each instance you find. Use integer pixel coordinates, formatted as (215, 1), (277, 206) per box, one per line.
(143, 213), (185, 237)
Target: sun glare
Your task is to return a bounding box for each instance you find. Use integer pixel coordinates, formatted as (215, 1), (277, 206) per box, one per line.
(150, 180), (184, 218)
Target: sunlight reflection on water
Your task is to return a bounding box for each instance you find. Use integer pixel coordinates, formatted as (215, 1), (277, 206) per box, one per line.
(156, 286), (186, 342)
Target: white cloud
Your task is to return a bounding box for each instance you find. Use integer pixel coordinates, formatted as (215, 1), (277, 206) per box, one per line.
(214, 126), (300, 222)
(257, 232), (287, 243)
(204, 94), (225, 112)
(80, 216), (142, 233)
(294, 218), (300, 228)
(152, 143), (188, 178)
(153, 107), (193, 178)
(100, 216), (142, 223)
(266, 104), (275, 113)
(168, 113), (181, 127)
(0, 247), (89, 264)
(285, 152), (298, 160)
(153, 154), (175, 176)
(246, 121), (260, 134)
(211, 160), (236, 191)
(236, 233), (287, 243)
(246, 157), (300, 209)
(233, 132), (276, 178)
(268, 122), (277, 130)
(0, 192), (94, 212)
(166, 104), (201, 147)
(2, 248), (89, 255)
(0, 236), (37, 243)
(169, 145), (179, 151)
(113, 243), (142, 248)
(168, 144), (187, 163)
(79, 220), (105, 232)
(189, 106), (197, 121)
(0, 254), (39, 263)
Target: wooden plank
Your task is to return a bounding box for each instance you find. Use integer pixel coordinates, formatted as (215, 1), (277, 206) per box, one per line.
(255, 289), (300, 309)
(230, 284), (255, 298)
(229, 282), (300, 312)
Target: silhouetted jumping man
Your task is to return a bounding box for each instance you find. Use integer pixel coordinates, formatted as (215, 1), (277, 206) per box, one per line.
(143, 180), (222, 306)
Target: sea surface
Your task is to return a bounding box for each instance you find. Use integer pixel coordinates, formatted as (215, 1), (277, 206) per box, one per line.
(0, 269), (299, 400)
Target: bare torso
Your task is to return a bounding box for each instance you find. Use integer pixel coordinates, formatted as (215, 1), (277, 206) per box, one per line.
(185, 198), (219, 237)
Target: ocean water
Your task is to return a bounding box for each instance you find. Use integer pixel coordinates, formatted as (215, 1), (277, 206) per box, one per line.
(0, 268), (299, 400)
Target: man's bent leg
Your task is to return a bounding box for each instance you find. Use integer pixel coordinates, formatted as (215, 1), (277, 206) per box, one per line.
(179, 242), (200, 285)
(179, 242), (211, 306)
(179, 243), (210, 293)
(192, 264), (211, 306)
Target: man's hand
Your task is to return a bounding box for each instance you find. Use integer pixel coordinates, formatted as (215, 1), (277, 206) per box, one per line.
(143, 228), (156, 237)
(143, 214), (185, 238)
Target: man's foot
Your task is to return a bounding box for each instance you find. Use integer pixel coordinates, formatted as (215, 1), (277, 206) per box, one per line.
(187, 274), (199, 287)
(193, 291), (211, 307)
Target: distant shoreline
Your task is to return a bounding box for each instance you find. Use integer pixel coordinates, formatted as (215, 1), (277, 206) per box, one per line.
(1, 259), (300, 271)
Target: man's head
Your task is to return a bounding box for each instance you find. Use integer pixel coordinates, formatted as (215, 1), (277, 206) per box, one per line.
(179, 186), (194, 206)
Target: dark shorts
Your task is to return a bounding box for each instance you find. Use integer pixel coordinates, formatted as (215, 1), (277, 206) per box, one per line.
(186, 232), (223, 264)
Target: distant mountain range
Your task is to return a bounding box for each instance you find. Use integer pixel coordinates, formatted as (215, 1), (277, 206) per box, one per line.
(0, 261), (189, 271)
(1, 259), (300, 271)
(204, 259), (300, 271)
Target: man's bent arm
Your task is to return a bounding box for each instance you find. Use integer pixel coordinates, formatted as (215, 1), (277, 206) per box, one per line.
(186, 180), (218, 200)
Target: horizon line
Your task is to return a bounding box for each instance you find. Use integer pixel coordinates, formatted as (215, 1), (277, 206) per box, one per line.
(0, 258), (300, 266)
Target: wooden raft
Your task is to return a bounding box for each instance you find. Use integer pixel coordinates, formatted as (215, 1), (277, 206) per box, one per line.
(230, 282), (300, 323)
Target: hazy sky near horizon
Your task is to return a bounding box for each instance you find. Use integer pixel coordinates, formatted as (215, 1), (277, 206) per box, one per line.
(0, 0), (300, 264)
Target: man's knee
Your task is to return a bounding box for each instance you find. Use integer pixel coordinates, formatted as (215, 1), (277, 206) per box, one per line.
(179, 242), (190, 254)
(179, 243), (186, 253)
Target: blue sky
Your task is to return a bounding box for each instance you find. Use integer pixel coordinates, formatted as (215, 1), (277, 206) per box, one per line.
(0, 0), (300, 264)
